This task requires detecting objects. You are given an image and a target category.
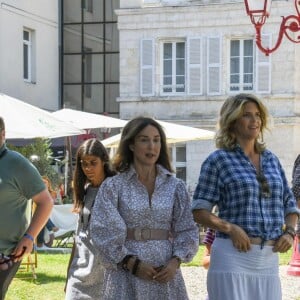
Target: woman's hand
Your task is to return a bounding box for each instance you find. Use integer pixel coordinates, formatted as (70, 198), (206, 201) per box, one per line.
(10, 236), (33, 262)
(134, 260), (158, 281)
(273, 233), (294, 253)
(228, 223), (251, 252)
(151, 258), (178, 284)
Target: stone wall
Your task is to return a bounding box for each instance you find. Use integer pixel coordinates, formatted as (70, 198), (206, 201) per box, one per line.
(117, 0), (300, 187)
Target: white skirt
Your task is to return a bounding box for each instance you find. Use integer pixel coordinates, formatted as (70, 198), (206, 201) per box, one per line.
(207, 238), (281, 300)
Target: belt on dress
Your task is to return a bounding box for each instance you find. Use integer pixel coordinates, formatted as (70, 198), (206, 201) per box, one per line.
(126, 228), (170, 241)
(249, 237), (276, 246)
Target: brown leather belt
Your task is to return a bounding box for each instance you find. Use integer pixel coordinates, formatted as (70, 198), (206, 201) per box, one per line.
(249, 237), (276, 246)
(127, 228), (169, 241)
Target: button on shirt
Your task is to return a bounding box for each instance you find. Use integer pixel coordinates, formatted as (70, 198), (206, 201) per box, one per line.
(192, 146), (299, 241)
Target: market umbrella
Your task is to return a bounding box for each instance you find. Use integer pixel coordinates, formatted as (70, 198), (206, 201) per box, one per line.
(52, 108), (127, 130)
(51, 108), (127, 184)
(0, 93), (84, 139)
(102, 119), (215, 147)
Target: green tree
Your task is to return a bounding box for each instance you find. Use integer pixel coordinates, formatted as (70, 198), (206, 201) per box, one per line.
(7, 138), (61, 187)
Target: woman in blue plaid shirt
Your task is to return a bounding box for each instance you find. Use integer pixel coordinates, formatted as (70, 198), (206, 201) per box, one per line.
(192, 93), (299, 300)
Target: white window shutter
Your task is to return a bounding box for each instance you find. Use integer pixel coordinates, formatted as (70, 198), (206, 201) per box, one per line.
(187, 37), (202, 95)
(256, 34), (271, 94)
(207, 36), (221, 95)
(140, 39), (154, 96)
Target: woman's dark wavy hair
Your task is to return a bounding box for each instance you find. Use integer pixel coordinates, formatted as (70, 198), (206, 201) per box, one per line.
(215, 93), (269, 152)
(73, 138), (115, 212)
(113, 116), (174, 173)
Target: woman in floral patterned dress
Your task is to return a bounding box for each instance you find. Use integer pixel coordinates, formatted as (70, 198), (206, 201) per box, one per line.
(90, 116), (199, 300)
(65, 138), (115, 299)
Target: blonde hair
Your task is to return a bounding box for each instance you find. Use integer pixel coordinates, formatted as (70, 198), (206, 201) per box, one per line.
(215, 93), (269, 152)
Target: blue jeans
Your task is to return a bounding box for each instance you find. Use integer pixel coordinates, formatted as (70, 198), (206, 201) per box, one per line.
(37, 219), (56, 244)
(45, 219), (56, 231)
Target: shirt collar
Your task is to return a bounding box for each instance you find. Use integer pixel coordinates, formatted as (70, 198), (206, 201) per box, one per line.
(233, 143), (273, 162)
(125, 164), (172, 181)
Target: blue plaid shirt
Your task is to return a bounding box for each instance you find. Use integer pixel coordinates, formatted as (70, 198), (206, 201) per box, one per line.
(192, 146), (299, 241)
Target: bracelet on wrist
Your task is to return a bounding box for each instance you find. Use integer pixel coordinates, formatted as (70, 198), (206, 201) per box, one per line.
(23, 233), (34, 242)
(284, 226), (296, 239)
(284, 228), (296, 239)
(121, 255), (134, 271)
(171, 255), (181, 268)
(131, 258), (140, 275)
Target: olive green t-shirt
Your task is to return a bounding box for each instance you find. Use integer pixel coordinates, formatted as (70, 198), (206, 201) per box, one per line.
(0, 144), (45, 254)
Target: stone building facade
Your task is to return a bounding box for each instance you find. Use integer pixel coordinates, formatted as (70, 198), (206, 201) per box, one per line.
(1, 0), (299, 192)
(117, 0), (300, 192)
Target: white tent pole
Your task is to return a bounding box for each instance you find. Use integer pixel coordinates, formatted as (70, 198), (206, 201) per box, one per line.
(64, 149), (69, 197)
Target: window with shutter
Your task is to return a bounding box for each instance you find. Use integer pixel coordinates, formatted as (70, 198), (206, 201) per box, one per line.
(187, 37), (202, 95)
(140, 39), (154, 96)
(207, 36), (221, 95)
(229, 37), (271, 93)
(159, 38), (202, 96)
(256, 35), (271, 94)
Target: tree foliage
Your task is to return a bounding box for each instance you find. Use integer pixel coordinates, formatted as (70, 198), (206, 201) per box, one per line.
(7, 138), (61, 187)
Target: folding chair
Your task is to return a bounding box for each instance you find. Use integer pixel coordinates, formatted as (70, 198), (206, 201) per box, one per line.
(53, 230), (74, 248)
(17, 246), (38, 280)
(50, 204), (77, 248)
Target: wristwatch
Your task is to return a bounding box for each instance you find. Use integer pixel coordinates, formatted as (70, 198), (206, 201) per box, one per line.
(284, 226), (296, 239)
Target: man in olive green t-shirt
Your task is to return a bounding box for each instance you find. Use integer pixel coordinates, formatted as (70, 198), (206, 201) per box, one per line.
(0, 117), (53, 300)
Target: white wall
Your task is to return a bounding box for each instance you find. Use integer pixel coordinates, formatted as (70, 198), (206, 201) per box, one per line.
(0, 0), (59, 111)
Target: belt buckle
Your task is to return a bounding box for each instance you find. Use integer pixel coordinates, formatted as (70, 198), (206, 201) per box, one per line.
(134, 228), (151, 241)
(142, 228), (151, 240)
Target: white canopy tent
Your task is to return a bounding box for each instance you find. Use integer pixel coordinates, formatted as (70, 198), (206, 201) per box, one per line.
(51, 108), (127, 187)
(102, 119), (215, 147)
(52, 108), (127, 130)
(0, 93), (84, 139)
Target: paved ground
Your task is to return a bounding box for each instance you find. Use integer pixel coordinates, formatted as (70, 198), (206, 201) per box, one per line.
(182, 265), (300, 300)
(36, 247), (300, 299)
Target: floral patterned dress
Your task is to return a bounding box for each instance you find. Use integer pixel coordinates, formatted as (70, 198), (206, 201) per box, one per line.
(90, 164), (199, 300)
(65, 186), (104, 300)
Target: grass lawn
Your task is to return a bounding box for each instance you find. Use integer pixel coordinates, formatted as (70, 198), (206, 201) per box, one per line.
(5, 246), (294, 300)
(6, 253), (69, 300)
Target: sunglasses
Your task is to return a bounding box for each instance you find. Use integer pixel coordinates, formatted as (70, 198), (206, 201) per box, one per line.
(256, 172), (271, 198)
(0, 247), (26, 265)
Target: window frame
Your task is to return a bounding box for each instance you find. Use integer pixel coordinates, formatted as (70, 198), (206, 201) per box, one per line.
(84, 47), (92, 98)
(229, 38), (254, 92)
(23, 29), (32, 82)
(169, 144), (187, 182)
(83, 0), (93, 13)
(160, 39), (186, 96)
